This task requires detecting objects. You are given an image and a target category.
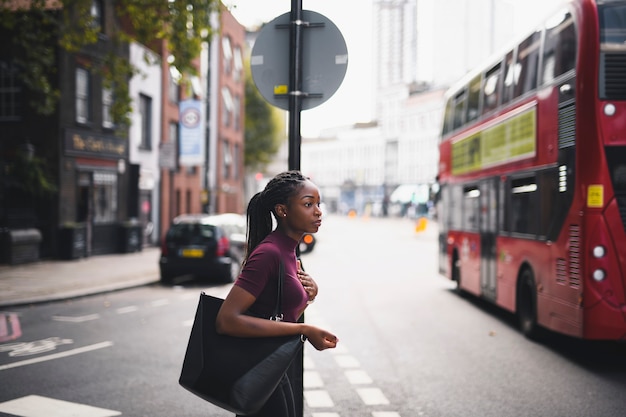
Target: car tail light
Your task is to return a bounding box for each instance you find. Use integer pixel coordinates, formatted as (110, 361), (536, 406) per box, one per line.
(160, 237), (168, 256)
(216, 235), (230, 257)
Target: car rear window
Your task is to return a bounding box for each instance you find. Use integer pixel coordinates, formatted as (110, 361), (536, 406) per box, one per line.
(168, 224), (216, 240)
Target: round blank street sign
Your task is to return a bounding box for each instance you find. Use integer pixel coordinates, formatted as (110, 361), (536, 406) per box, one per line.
(250, 10), (348, 111)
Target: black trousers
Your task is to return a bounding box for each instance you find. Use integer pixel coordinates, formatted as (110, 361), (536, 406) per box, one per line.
(236, 374), (296, 417)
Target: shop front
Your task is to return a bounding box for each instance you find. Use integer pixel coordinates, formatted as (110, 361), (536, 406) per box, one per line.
(59, 128), (135, 258)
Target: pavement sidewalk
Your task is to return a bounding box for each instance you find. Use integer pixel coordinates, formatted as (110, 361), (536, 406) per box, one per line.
(0, 247), (161, 308)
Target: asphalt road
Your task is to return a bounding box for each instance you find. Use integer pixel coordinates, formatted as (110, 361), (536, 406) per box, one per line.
(1, 214), (626, 417)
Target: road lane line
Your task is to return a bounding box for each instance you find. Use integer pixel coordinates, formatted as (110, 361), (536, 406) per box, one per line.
(304, 370), (324, 388)
(115, 306), (138, 314)
(334, 354), (360, 368)
(51, 314), (100, 323)
(312, 413), (341, 417)
(0, 341), (113, 371)
(304, 390), (334, 408)
(150, 299), (170, 307)
(356, 388), (390, 405)
(0, 394), (121, 417)
(345, 369), (373, 385)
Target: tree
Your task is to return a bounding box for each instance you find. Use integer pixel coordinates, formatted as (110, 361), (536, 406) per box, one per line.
(0, 0), (220, 129)
(243, 57), (284, 170)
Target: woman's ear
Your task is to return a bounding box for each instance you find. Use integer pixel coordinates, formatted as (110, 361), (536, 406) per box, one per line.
(275, 204), (287, 218)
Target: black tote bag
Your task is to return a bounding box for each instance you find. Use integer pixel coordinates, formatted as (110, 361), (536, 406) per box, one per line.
(179, 263), (305, 415)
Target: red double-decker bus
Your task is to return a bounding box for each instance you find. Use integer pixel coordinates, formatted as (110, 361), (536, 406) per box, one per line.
(437, 0), (626, 340)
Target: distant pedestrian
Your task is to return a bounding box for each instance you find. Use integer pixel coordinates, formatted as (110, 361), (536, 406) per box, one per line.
(216, 170), (338, 417)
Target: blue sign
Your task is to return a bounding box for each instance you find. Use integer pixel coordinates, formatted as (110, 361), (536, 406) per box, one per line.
(179, 99), (205, 166)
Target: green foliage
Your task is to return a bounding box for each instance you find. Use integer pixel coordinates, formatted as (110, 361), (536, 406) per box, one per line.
(0, 0), (220, 127)
(3, 150), (57, 197)
(244, 58), (285, 170)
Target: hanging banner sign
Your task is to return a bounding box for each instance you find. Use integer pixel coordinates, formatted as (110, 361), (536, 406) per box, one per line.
(179, 99), (205, 166)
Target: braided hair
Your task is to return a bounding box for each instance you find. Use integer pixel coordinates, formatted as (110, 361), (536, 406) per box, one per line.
(245, 170), (309, 262)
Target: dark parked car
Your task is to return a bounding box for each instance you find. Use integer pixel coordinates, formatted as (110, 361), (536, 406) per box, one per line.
(206, 212), (317, 256)
(202, 213), (247, 273)
(159, 214), (239, 284)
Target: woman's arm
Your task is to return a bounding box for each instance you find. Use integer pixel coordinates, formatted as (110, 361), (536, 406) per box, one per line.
(216, 285), (338, 350)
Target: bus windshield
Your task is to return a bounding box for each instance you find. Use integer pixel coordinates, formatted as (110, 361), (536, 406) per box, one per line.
(599, 4), (626, 49)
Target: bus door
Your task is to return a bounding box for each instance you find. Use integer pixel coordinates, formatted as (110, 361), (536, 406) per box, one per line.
(480, 178), (498, 301)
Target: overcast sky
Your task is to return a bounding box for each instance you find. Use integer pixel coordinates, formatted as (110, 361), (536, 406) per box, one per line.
(226, 0), (567, 137)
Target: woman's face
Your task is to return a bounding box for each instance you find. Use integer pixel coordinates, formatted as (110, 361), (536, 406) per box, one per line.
(284, 180), (323, 235)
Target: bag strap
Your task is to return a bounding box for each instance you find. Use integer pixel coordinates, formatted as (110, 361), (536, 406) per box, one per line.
(270, 261), (284, 322)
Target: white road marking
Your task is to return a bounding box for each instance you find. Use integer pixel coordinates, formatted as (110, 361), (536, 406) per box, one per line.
(334, 354), (361, 368)
(182, 319), (194, 327)
(312, 413), (341, 417)
(345, 369), (373, 385)
(0, 337), (73, 357)
(51, 314), (100, 323)
(372, 413), (401, 417)
(150, 299), (170, 307)
(356, 388), (390, 405)
(304, 390), (334, 408)
(115, 306), (138, 314)
(303, 355), (315, 369)
(0, 395), (121, 417)
(0, 341), (113, 371)
(331, 343), (349, 354)
(304, 370), (324, 388)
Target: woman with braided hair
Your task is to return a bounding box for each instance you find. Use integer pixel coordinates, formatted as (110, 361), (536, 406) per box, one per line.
(216, 170), (338, 417)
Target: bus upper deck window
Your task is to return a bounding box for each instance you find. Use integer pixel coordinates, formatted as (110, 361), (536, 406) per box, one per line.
(453, 89), (467, 130)
(483, 63), (502, 115)
(466, 75), (482, 123)
(514, 30), (541, 98)
(502, 50), (516, 105)
(542, 10), (576, 85)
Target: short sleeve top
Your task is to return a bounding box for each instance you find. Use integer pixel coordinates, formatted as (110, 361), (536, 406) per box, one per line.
(234, 230), (308, 322)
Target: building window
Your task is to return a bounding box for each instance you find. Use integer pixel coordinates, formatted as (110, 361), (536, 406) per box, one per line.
(168, 66), (181, 103)
(93, 171), (118, 224)
(76, 67), (91, 124)
(102, 87), (114, 128)
(233, 143), (239, 180)
(222, 36), (232, 75)
(221, 87), (233, 127)
(0, 60), (21, 121)
(91, 0), (103, 31)
(233, 94), (241, 131)
(222, 140), (232, 179)
(233, 46), (243, 83)
(139, 93), (152, 150)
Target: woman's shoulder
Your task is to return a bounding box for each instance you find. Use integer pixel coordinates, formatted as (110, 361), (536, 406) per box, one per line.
(248, 237), (282, 263)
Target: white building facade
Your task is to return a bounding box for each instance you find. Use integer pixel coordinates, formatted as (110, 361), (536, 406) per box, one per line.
(128, 42), (162, 244)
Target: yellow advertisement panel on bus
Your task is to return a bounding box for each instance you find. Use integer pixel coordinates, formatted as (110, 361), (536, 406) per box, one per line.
(451, 107), (537, 175)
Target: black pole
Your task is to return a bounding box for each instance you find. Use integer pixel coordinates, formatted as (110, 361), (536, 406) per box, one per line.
(288, 0), (303, 172)
(288, 4), (304, 417)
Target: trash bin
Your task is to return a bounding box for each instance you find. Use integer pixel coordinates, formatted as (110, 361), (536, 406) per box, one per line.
(58, 223), (87, 260)
(2, 228), (42, 265)
(119, 221), (142, 253)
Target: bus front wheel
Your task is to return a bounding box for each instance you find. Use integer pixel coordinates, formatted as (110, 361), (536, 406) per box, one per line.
(517, 268), (541, 340)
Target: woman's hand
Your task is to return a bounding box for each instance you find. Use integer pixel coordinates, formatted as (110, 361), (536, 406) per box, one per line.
(297, 260), (318, 302)
(303, 325), (338, 351)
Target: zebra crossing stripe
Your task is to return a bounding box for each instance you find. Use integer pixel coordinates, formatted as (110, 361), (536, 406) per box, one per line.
(0, 395), (121, 417)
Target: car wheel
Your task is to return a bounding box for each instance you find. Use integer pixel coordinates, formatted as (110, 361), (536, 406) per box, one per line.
(160, 271), (173, 285)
